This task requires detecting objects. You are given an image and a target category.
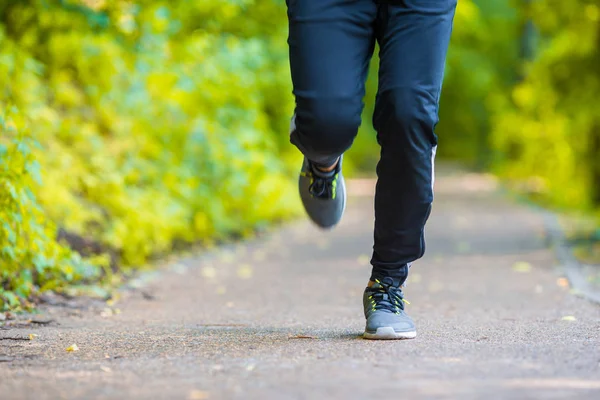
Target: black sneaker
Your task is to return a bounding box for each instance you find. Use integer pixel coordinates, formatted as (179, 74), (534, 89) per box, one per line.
(298, 156), (346, 229)
(363, 277), (416, 340)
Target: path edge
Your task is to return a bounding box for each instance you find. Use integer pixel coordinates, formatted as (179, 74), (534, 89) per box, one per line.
(540, 209), (600, 305)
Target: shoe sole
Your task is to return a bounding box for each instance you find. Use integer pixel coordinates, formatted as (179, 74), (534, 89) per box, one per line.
(363, 327), (417, 340)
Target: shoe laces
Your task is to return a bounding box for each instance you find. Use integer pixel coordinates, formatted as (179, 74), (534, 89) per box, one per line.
(366, 278), (409, 315)
(307, 164), (338, 199)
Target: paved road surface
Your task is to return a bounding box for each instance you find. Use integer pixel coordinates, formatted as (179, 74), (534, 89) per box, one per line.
(2, 167), (599, 399)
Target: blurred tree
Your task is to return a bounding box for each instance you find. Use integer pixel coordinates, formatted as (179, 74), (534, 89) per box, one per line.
(492, 0), (600, 212)
(0, 0), (298, 310)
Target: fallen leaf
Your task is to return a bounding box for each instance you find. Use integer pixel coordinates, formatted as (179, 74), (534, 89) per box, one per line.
(512, 261), (532, 273)
(201, 265), (217, 279)
(237, 264), (253, 279)
(561, 316), (577, 321)
(219, 252), (235, 264)
(289, 334), (318, 340)
(66, 344), (79, 352)
(557, 277), (570, 288)
(188, 390), (209, 400)
(441, 357), (463, 363)
(28, 334), (38, 341)
(30, 319), (54, 325)
(357, 254), (370, 266)
(216, 286), (227, 295)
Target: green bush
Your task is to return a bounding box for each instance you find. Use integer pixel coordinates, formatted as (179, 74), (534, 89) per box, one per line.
(0, 0), (299, 310)
(0, 108), (97, 311)
(491, 0), (600, 212)
(437, 0), (519, 167)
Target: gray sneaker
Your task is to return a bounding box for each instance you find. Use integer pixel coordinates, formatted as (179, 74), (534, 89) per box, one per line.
(298, 156), (346, 229)
(363, 277), (416, 340)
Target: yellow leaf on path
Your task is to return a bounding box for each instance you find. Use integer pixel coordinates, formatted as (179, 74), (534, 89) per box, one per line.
(357, 254), (370, 266)
(28, 334), (38, 340)
(557, 277), (570, 288)
(219, 252), (235, 264)
(512, 262), (532, 273)
(188, 390), (209, 400)
(201, 265), (217, 279)
(561, 316), (577, 321)
(66, 344), (79, 352)
(106, 294), (120, 306)
(237, 264), (253, 279)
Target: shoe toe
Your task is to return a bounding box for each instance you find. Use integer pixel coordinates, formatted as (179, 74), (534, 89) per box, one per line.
(299, 174), (346, 229)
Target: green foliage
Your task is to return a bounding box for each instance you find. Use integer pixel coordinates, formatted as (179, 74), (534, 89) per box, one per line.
(345, 0), (521, 173)
(491, 0), (600, 212)
(0, 108), (98, 311)
(437, 0), (519, 167)
(1, 0), (298, 310)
